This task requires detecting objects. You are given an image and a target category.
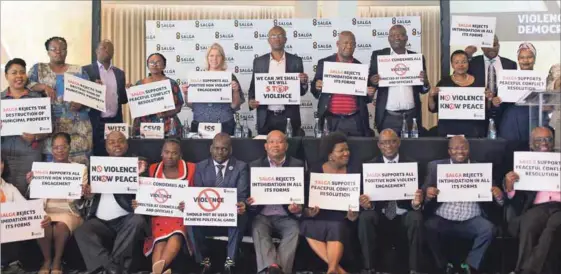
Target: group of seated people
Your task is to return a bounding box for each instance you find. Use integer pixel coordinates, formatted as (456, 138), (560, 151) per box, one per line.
(1, 126), (560, 274)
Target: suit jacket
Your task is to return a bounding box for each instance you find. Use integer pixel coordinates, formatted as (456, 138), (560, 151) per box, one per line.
(249, 156), (304, 217)
(366, 154), (419, 212)
(506, 190), (538, 237)
(194, 157), (249, 202)
(82, 62), (128, 127)
(311, 54), (373, 136)
(248, 52), (308, 133)
(368, 48), (429, 132)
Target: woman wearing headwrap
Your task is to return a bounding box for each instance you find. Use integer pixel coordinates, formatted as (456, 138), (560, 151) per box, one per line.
(545, 63), (560, 150)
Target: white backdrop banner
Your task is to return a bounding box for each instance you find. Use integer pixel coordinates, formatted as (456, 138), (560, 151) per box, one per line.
(146, 17), (422, 136)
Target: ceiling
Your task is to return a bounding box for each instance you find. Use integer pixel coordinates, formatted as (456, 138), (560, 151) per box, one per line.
(102, 0), (439, 7)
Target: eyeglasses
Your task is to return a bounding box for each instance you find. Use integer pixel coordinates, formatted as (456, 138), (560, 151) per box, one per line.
(52, 145), (70, 151)
(533, 137), (553, 143)
(108, 139), (127, 146)
(148, 61), (164, 67)
(269, 34), (285, 39)
(378, 140), (398, 146)
(48, 48), (67, 53)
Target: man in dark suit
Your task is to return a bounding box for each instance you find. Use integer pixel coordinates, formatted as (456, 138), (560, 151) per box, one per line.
(311, 31), (376, 137)
(368, 24), (430, 136)
(74, 131), (148, 274)
(423, 136), (504, 274)
(504, 127), (561, 274)
(245, 130), (304, 274)
(248, 26), (309, 136)
(83, 40), (129, 156)
(358, 129), (424, 274)
(192, 133), (250, 274)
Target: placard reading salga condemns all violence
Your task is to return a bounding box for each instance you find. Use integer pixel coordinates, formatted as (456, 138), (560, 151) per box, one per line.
(377, 54), (423, 87)
(127, 80), (176, 119)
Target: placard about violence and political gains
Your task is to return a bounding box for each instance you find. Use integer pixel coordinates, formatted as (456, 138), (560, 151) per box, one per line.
(250, 167), (305, 205)
(127, 80), (176, 119)
(183, 187), (238, 227)
(255, 73), (301, 105)
(1, 97), (52, 136)
(362, 162), (418, 201)
(1, 200), (45, 243)
(135, 177), (188, 218)
(438, 87), (486, 120)
(450, 15), (496, 47)
(90, 156), (139, 194)
(498, 70), (546, 103)
(309, 173), (360, 211)
(322, 62), (369, 96)
(437, 163), (493, 202)
(104, 123), (129, 139)
(64, 73), (106, 111)
(514, 152), (561, 191)
(187, 71), (232, 103)
(377, 54), (423, 87)
(30, 162), (84, 200)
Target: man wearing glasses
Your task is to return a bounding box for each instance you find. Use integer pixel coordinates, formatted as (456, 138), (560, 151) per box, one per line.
(248, 26), (309, 136)
(503, 127), (561, 274)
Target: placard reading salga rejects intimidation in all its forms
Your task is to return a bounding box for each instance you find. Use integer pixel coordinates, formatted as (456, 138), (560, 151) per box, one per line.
(255, 73), (301, 105)
(1, 200), (45, 243)
(437, 163), (493, 202)
(183, 187), (238, 227)
(135, 177), (188, 218)
(438, 87), (485, 120)
(322, 62), (369, 96)
(514, 152), (561, 191)
(187, 71), (232, 103)
(498, 70), (546, 103)
(0, 97), (52, 136)
(127, 80), (176, 119)
(309, 173), (360, 211)
(64, 73), (106, 111)
(250, 167), (305, 205)
(363, 162), (418, 201)
(450, 16), (496, 47)
(377, 54), (423, 87)
(90, 156), (139, 194)
(30, 162), (84, 199)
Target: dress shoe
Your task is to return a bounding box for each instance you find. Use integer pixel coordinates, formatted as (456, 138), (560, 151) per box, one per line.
(152, 260), (166, 274)
(268, 264), (283, 274)
(223, 257), (235, 274)
(410, 271), (428, 274)
(360, 269), (375, 274)
(199, 257), (211, 274)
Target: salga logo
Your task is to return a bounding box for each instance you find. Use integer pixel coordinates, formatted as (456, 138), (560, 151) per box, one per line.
(156, 21), (175, 29)
(146, 33), (156, 41)
(194, 20), (215, 29)
(234, 43), (253, 51)
(299, 54), (313, 63)
(302, 124), (314, 131)
(195, 43), (210, 52)
(312, 42), (332, 50)
(293, 30), (312, 39)
(273, 19), (293, 28)
(156, 44), (175, 52)
(351, 18), (372, 27)
(239, 113), (255, 120)
(392, 17), (412, 25)
(225, 56), (235, 64)
(195, 66), (207, 72)
(332, 30), (339, 38)
(215, 31), (234, 40)
(285, 44), (293, 52)
(372, 29), (389, 37)
(234, 66), (253, 74)
(313, 111), (319, 118)
(234, 20), (254, 28)
(254, 31), (268, 40)
(312, 18), (332, 27)
(176, 32), (195, 41)
(176, 55), (195, 64)
(313, 65), (317, 72)
(176, 78), (188, 85)
(356, 43), (372, 51)
(300, 100), (313, 108)
(411, 28), (421, 36)
(163, 68), (176, 75)
(254, 54), (259, 59)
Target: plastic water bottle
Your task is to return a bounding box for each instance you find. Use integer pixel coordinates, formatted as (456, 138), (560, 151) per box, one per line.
(286, 118), (293, 138)
(242, 117), (250, 138)
(323, 118), (330, 136)
(401, 114), (409, 138)
(313, 118), (322, 138)
(410, 118), (419, 138)
(234, 116), (243, 138)
(167, 118), (177, 137)
(488, 118), (497, 140)
(182, 119), (190, 139)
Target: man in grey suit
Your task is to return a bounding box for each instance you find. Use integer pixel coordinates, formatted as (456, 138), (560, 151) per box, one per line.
(246, 130), (304, 274)
(248, 26), (309, 136)
(192, 133), (250, 274)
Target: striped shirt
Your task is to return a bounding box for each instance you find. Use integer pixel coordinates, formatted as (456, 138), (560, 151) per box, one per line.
(329, 55), (357, 115)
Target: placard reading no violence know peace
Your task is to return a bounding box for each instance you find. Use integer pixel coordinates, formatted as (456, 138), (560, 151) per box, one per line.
(438, 87), (485, 120)
(90, 156), (139, 194)
(127, 80), (175, 119)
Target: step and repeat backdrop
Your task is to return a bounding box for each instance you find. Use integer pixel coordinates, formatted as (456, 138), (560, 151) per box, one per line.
(146, 17), (422, 136)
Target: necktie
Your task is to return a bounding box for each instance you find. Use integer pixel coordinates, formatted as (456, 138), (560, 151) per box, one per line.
(385, 160), (397, 220)
(216, 164), (225, 186)
(487, 59), (497, 95)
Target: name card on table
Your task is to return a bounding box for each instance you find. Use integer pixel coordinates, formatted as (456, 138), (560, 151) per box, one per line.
(322, 62), (368, 96)
(187, 71), (232, 103)
(90, 156), (139, 194)
(30, 162), (84, 199)
(197, 123), (222, 139)
(1, 97), (52, 136)
(438, 87), (485, 120)
(104, 123), (129, 139)
(309, 173), (360, 211)
(135, 177), (188, 218)
(183, 187), (238, 227)
(363, 162), (418, 201)
(250, 167), (305, 205)
(377, 54), (423, 87)
(64, 73), (106, 111)
(514, 152), (561, 191)
(254, 73), (301, 105)
(437, 163), (493, 202)
(140, 123), (164, 139)
(127, 80), (175, 119)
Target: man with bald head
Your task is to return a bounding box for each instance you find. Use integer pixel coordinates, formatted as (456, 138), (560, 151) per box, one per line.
(368, 24), (430, 136)
(249, 26), (309, 136)
(192, 133), (249, 274)
(74, 131), (148, 274)
(358, 129), (424, 273)
(311, 31), (376, 136)
(503, 127), (560, 274)
(423, 136), (503, 274)
(84, 39), (130, 156)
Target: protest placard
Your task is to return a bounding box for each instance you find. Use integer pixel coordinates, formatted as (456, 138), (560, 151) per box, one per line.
(450, 16), (496, 47)
(438, 87), (485, 120)
(64, 73), (106, 111)
(309, 173), (360, 211)
(377, 54), (423, 87)
(135, 177), (188, 218)
(363, 163), (418, 201)
(250, 167), (305, 205)
(1, 97), (52, 136)
(197, 123), (222, 139)
(183, 187), (238, 227)
(30, 162), (84, 199)
(104, 123), (129, 139)
(187, 71), (232, 103)
(1, 200), (45, 243)
(254, 73), (301, 105)
(127, 80), (175, 119)
(437, 163), (493, 202)
(322, 62), (368, 96)
(90, 156), (139, 194)
(498, 70), (546, 103)
(514, 152), (561, 191)
(140, 123), (164, 139)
